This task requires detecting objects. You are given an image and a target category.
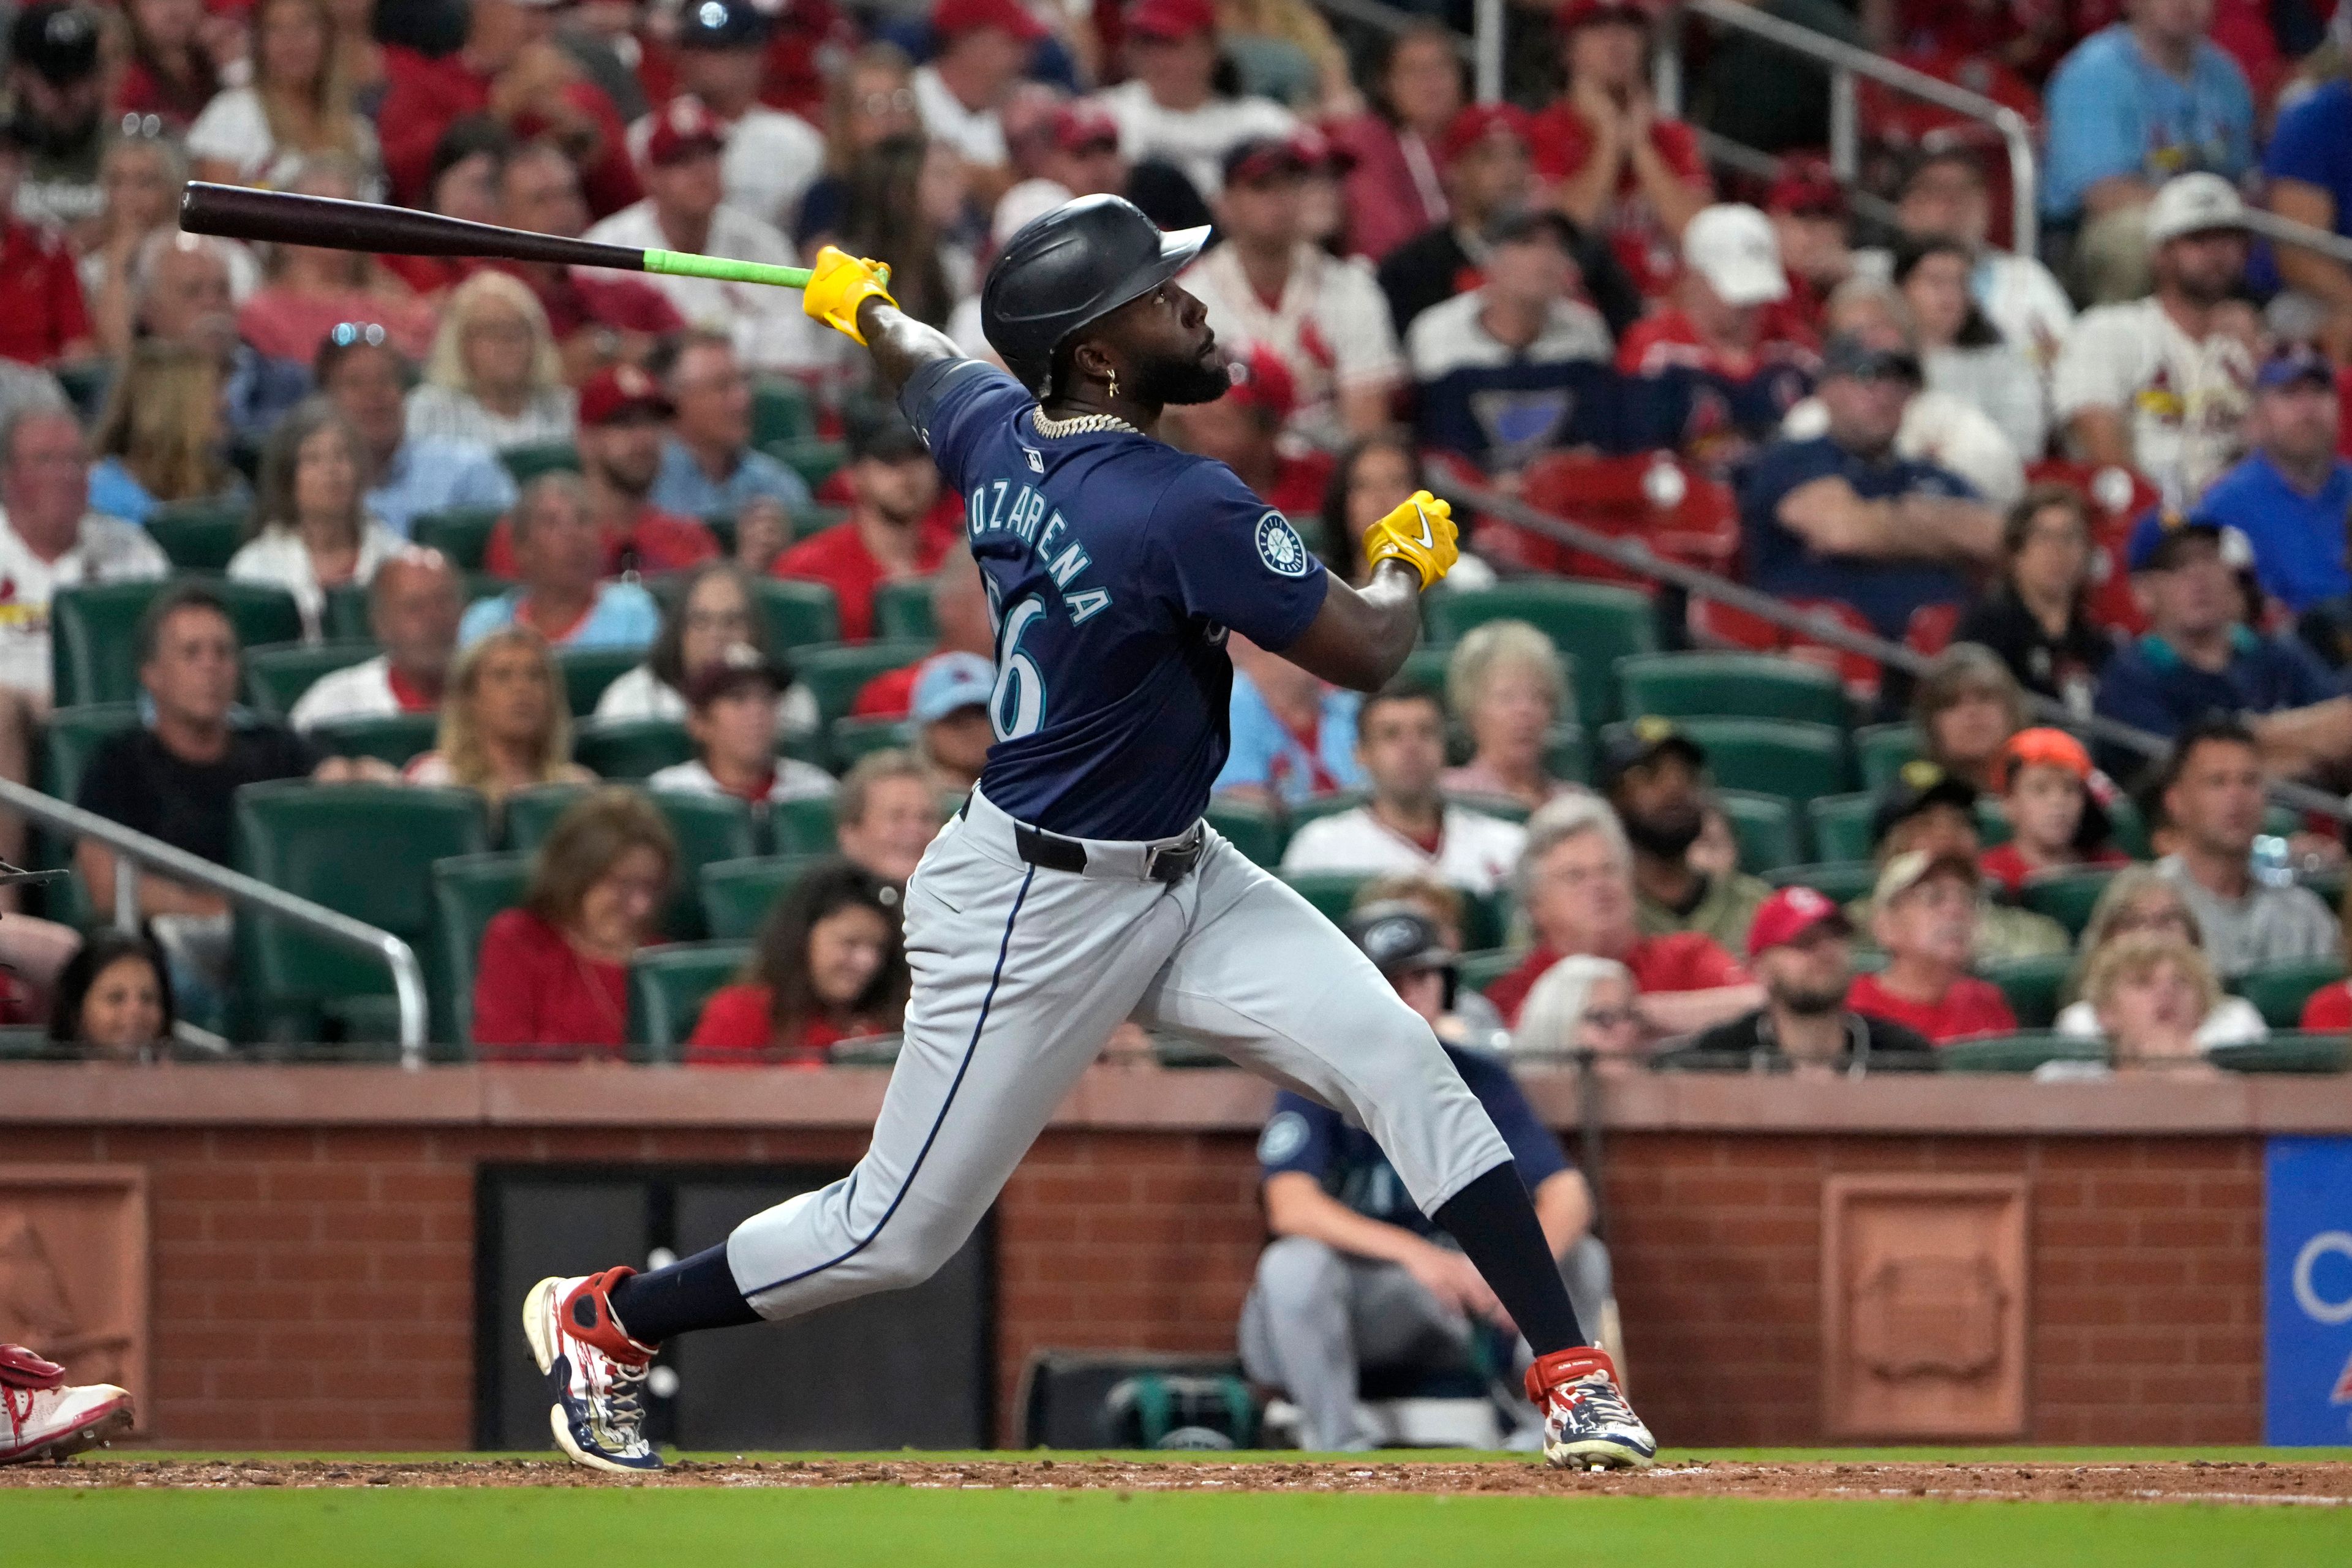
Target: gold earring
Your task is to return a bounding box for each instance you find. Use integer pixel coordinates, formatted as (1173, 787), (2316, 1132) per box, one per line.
(1106, 367), (1119, 400)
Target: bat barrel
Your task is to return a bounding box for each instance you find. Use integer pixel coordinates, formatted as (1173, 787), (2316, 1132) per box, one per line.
(176, 182), (649, 273)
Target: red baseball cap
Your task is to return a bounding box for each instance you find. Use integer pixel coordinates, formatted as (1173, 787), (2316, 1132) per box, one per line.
(932, 0), (1048, 42)
(1746, 884), (1853, 959)
(1437, 102), (1532, 167)
(1556, 0), (1657, 32)
(1766, 157), (1846, 218)
(643, 96), (726, 167)
(1050, 99), (1121, 153)
(1125, 0), (1216, 42)
(578, 363), (676, 426)
(1227, 342), (1295, 421)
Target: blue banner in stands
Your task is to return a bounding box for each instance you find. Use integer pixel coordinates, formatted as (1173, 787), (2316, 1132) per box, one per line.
(2266, 1137), (2352, 1445)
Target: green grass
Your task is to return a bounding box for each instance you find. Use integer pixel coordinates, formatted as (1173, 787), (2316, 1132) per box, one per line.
(7, 1488), (2351, 1568)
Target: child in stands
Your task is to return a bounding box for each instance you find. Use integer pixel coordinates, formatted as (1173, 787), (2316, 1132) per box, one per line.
(1978, 728), (2132, 896)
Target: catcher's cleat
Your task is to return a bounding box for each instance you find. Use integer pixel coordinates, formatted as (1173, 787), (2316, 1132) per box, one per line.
(522, 1269), (663, 1473)
(1525, 1346), (1656, 1471)
(0, 1344), (134, 1466)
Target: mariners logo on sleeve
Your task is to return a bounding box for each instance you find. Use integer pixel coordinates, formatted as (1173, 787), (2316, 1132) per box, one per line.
(1254, 511), (1310, 578)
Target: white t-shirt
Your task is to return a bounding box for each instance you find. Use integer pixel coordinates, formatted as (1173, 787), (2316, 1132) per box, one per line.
(2052, 995), (2267, 1049)
(594, 662), (821, 736)
(647, 756), (837, 804)
(913, 64), (1008, 167)
(186, 87), (383, 194)
(1279, 804), (1526, 895)
(1183, 241), (1401, 445)
(1781, 386), (2027, 511)
(0, 510), (170, 699)
(404, 383), (577, 454)
(583, 201), (817, 373)
(225, 518), (407, 640)
(1853, 246), (2075, 371)
(2051, 295), (2255, 511)
(1405, 290), (1612, 380)
(287, 654), (422, 731)
(1098, 80), (1295, 199)
(627, 102), (826, 233)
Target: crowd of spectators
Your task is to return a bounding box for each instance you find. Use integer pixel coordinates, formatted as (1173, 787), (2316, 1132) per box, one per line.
(1, 0), (2351, 1074)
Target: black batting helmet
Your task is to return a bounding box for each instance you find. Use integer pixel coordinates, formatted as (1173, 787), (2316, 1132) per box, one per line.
(980, 194), (1210, 396)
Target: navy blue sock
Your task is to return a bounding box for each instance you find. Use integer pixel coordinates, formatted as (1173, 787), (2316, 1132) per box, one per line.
(1430, 1163), (1585, 1357)
(605, 1245), (760, 1344)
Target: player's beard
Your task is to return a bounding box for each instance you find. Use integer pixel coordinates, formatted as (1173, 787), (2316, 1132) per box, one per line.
(1133, 350), (1236, 408)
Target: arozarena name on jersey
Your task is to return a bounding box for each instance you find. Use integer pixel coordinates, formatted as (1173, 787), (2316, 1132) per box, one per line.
(966, 475), (1111, 625)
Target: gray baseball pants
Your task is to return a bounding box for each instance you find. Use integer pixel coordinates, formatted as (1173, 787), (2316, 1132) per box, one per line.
(722, 788), (1515, 1317)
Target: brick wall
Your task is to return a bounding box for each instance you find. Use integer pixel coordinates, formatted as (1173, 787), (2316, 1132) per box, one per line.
(4, 1109), (2267, 1448)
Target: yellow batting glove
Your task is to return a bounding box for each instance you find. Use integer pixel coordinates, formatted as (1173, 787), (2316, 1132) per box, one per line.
(802, 246), (896, 344)
(1362, 490), (1459, 590)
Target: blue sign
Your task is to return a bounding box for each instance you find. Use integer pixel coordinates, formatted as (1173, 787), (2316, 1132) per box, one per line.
(2265, 1137), (2352, 1445)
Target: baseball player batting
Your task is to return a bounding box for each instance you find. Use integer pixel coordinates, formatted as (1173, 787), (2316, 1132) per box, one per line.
(522, 195), (1655, 1473)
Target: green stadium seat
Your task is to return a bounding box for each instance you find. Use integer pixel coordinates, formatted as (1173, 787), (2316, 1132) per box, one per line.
(1975, 798), (2011, 848)
(502, 783), (594, 853)
(2209, 1033), (2350, 1074)
(2016, 869), (2121, 938)
(830, 714), (912, 767)
(641, 789), (760, 937)
(752, 578), (844, 650)
(792, 503), (851, 541)
(770, 794), (839, 855)
(146, 499), (250, 570)
(1978, 952), (2073, 1030)
(1400, 644), (1450, 697)
(1716, 790), (1803, 875)
(40, 702), (137, 801)
(1205, 797), (1286, 868)
(1763, 861), (1878, 904)
(764, 437), (848, 491)
(51, 578), (303, 707)
(427, 852), (529, 1053)
(1616, 652), (1849, 728)
(410, 508), (507, 571)
(752, 379), (813, 445)
(322, 583), (369, 642)
(501, 442), (579, 484)
(1457, 948), (1521, 996)
(554, 646), (643, 717)
(571, 717), (693, 780)
(1444, 791), (1529, 824)
(1939, 1033), (2105, 1073)
(308, 712), (439, 769)
(1423, 581), (1656, 726)
(1853, 723), (1923, 792)
(1612, 718), (1849, 806)
(1546, 726), (1591, 786)
(795, 640), (932, 729)
(628, 941), (753, 1061)
(244, 641), (379, 717)
(1287, 790), (1366, 831)
(701, 853), (831, 939)
(2234, 959), (2348, 1029)
(2106, 796), (2151, 859)
(232, 782), (490, 1040)
(875, 578), (938, 642)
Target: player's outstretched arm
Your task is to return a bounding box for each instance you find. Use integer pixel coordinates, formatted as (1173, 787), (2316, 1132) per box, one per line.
(801, 246), (962, 397)
(1278, 491), (1459, 693)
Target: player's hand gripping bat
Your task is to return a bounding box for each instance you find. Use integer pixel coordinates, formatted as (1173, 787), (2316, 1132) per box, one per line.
(177, 180), (818, 291)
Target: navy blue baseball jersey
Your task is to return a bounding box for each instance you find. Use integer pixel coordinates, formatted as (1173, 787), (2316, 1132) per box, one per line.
(901, 358), (1332, 840)
(1256, 1046), (1570, 1237)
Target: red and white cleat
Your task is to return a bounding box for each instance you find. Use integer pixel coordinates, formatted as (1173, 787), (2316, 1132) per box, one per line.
(1, 1345), (133, 1466)
(522, 1268), (662, 1473)
(1525, 1346), (1656, 1471)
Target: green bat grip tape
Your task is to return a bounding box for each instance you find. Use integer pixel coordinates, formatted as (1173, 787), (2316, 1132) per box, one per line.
(643, 249), (813, 288)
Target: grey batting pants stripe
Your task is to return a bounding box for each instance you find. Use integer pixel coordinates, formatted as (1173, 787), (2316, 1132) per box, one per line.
(723, 804), (1515, 1319)
(1236, 1234), (1618, 1452)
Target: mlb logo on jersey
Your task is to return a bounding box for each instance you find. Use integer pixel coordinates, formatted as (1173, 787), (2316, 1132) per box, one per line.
(1256, 512), (1310, 578)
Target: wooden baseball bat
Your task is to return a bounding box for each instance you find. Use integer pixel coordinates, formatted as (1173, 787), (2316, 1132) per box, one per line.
(177, 181), (814, 289)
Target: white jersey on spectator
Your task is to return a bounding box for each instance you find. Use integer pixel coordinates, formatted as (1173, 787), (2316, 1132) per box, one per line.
(627, 102), (826, 234)
(2051, 296), (2254, 511)
(1184, 242), (1400, 445)
(583, 202), (818, 373)
(912, 65), (1009, 167)
(1855, 246), (2076, 371)
(288, 654), (407, 731)
(404, 383), (579, 454)
(1279, 803), (1526, 896)
(647, 756), (837, 804)
(1405, 290), (1612, 379)
(594, 662), (821, 736)
(1781, 386), (2026, 511)
(1098, 80), (1295, 199)
(226, 519), (409, 641)
(0, 509), (169, 699)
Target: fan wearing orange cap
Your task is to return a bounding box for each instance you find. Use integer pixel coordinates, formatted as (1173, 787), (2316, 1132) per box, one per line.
(1980, 728), (2133, 897)
(1162, 342), (1335, 514)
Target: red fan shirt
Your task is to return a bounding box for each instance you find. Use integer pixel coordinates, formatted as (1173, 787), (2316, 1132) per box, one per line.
(1483, 932), (1749, 1027)
(1525, 104), (1708, 299)
(1845, 971), (2016, 1044)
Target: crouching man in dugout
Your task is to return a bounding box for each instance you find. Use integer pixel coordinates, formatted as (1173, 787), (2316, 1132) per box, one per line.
(1240, 902), (1619, 1450)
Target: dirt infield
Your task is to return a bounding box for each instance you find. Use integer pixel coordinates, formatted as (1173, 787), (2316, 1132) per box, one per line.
(6, 1457), (2350, 1505)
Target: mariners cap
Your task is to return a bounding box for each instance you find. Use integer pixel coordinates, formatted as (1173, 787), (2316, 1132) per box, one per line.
(578, 364), (675, 426)
(2124, 510), (2254, 573)
(10, 4), (100, 86)
(911, 652), (996, 725)
(2147, 173), (2248, 248)
(1681, 204), (1789, 307)
(1597, 716), (1707, 794)
(1746, 884), (1852, 959)
(1870, 760), (1979, 846)
(674, 0), (774, 48)
(1346, 901), (1455, 976)
(684, 642), (786, 707)
(1872, 848), (1980, 907)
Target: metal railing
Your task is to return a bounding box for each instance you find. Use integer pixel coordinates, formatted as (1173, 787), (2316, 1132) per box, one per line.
(1428, 469), (2352, 826)
(0, 777), (430, 1064)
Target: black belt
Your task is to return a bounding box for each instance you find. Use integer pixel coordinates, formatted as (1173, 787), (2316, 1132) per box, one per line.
(1011, 820), (1204, 883)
